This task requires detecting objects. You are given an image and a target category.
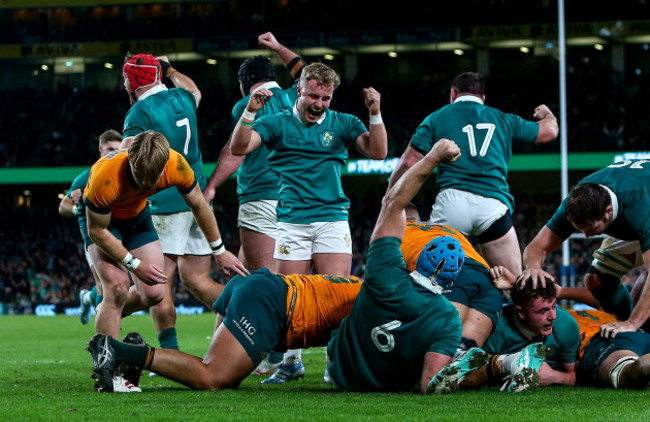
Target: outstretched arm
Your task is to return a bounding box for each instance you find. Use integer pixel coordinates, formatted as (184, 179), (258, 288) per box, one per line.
(157, 55), (202, 106)
(370, 139), (460, 243)
(521, 225), (565, 288)
(258, 32), (307, 80)
(204, 135), (243, 203)
(490, 265), (600, 308)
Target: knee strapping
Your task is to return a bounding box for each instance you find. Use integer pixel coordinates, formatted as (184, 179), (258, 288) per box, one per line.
(608, 356), (638, 388)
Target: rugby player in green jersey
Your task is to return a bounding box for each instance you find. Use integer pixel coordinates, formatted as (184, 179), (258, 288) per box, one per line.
(522, 159), (650, 338)
(389, 72), (558, 277)
(495, 270), (650, 390)
(231, 61), (387, 277)
(204, 32), (307, 377)
(121, 54), (245, 354)
(205, 33), (305, 274)
(59, 129), (122, 326)
(429, 269), (579, 393)
(326, 138), (466, 393)
(231, 61), (387, 382)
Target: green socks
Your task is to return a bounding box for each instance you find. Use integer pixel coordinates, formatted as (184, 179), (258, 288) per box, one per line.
(109, 337), (154, 369)
(158, 327), (179, 350)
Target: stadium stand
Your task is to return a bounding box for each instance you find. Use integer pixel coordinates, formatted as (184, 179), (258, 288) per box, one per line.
(1, 0), (649, 313)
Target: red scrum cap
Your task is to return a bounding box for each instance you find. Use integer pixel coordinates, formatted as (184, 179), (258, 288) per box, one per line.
(123, 54), (162, 93)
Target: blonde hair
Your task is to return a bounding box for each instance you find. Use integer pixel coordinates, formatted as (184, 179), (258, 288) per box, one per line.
(128, 130), (170, 189)
(300, 62), (340, 90)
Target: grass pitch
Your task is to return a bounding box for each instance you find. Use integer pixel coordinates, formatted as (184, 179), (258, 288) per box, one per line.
(1, 313), (648, 422)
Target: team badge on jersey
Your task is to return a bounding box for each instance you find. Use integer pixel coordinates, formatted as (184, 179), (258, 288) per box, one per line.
(319, 131), (335, 147)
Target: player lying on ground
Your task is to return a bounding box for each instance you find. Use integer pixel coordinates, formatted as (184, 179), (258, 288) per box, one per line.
(87, 268), (362, 392)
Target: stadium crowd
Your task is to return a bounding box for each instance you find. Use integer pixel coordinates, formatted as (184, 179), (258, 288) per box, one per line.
(0, 63), (645, 313)
(0, 192), (624, 314)
(0, 1), (598, 45)
(1, 65), (649, 169)
(1, 38), (647, 322)
(1, 1), (649, 393)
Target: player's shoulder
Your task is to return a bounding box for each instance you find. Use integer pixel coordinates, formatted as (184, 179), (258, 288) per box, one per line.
(554, 307), (581, 332)
(169, 87), (198, 107)
(233, 95), (249, 112)
(74, 168), (91, 180)
(72, 168), (91, 185)
(88, 151), (126, 188)
(327, 109), (364, 126)
(260, 107), (292, 120)
(168, 148), (187, 164)
(126, 97), (154, 119)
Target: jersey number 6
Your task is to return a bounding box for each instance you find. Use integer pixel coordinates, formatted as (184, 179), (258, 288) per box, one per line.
(371, 320), (402, 352)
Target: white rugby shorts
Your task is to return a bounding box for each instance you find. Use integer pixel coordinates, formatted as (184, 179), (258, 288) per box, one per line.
(274, 221), (352, 261)
(152, 211), (211, 256)
(84, 249), (94, 269)
(430, 188), (508, 236)
(237, 199), (278, 238)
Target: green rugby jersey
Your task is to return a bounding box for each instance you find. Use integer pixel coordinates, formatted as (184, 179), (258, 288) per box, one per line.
(483, 305), (580, 369)
(410, 97), (539, 213)
(253, 108), (366, 223)
(547, 159), (650, 252)
(123, 86), (204, 214)
(327, 237), (461, 392)
(231, 81), (297, 205)
(68, 168), (91, 246)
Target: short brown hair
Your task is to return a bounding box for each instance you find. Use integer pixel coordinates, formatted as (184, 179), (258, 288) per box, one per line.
(300, 62), (340, 90)
(566, 183), (611, 228)
(128, 130), (169, 189)
(99, 129), (122, 145)
(510, 276), (556, 307)
(451, 72), (484, 96)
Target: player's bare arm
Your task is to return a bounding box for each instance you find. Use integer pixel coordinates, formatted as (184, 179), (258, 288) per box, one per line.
(521, 225), (564, 288)
(156, 55), (202, 105)
(387, 144), (424, 191)
(204, 136), (244, 203)
(533, 104), (559, 143)
(58, 189), (82, 217)
(182, 184), (249, 278)
(538, 362), (576, 386)
(372, 139), (460, 243)
(600, 250), (650, 338)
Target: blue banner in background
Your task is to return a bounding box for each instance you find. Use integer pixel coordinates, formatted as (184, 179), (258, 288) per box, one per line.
(3, 301), (208, 317)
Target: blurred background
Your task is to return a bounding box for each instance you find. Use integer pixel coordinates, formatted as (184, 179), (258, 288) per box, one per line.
(1, 0), (648, 314)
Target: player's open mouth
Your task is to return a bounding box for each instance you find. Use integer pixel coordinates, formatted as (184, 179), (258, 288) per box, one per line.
(307, 108), (323, 119)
